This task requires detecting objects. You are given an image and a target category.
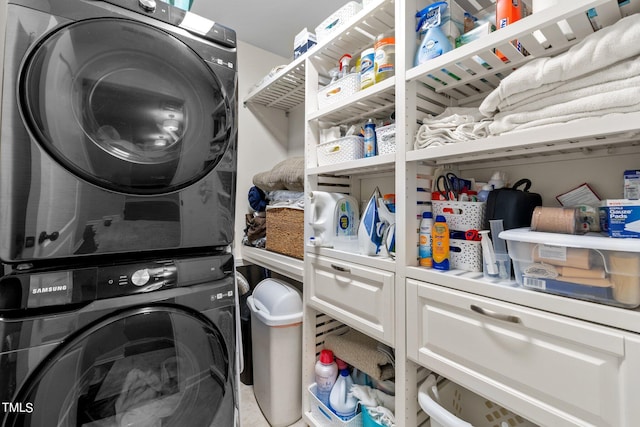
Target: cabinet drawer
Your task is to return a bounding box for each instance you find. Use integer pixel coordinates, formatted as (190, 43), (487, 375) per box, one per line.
(308, 254), (394, 345)
(407, 279), (638, 427)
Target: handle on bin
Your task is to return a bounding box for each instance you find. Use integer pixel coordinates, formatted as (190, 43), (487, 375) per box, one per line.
(470, 304), (521, 324)
(418, 374), (473, 427)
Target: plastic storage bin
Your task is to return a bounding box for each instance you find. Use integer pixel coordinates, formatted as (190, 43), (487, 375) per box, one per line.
(308, 383), (363, 426)
(500, 228), (640, 308)
(315, 1), (363, 42)
(375, 124), (396, 155)
(317, 73), (361, 109)
(432, 200), (485, 231)
(317, 136), (364, 166)
(248, 278), (303, 426)
(418, 375), (535, 427)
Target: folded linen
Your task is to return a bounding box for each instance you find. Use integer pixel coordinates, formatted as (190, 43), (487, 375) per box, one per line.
(489, 55), (640, 114)
(414, 107), (491, 149)
(323, 329), (395, 381)
(489, 85), (640, 134)
(480, 13), (640, 116)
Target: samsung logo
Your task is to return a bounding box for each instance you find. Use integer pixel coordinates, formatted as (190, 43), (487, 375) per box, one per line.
(32, 285), (67, 295)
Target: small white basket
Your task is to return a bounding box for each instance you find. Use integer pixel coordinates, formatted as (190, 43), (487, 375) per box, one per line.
(317, 136), (364, 166)
(376, 124), (396, 155)
(308, 384), (363, 426)
(318, 74), (361, 109)
(315, 1), (363, 42)
(432, 200), (486, 231)
(450, 239), (482, 272)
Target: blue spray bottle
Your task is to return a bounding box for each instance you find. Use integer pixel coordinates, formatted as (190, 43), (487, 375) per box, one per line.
(414, 2), (453, 66)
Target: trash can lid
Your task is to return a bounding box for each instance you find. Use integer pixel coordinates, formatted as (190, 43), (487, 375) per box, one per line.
(247, 278), (303, 327)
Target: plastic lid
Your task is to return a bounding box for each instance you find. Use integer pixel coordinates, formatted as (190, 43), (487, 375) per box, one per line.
(422, 212), (433, 219)
(336, 358), (348, 370)
(247, 278), (303, 326)
(435, 215), (446, 222)
(319, 349), (335, 364)
(340, 369), (350, 376)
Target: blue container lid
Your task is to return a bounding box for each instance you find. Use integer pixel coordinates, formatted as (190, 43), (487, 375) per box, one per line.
(422, 212), (432, 219)
(435, 215), (446, 222)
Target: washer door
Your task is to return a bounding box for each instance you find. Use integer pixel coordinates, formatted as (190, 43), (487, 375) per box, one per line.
(5, 305), (231, 426)
(19, 18), (232, 195)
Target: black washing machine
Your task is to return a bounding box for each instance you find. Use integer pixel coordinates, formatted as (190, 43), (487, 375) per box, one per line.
(0, 0), (238, 263)
(0, 252), (238, 426)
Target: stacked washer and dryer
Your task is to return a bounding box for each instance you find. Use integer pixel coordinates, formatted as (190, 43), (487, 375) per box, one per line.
(0, 0), (239, 425)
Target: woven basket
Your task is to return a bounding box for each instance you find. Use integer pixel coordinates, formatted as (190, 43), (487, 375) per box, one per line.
(317, 136), (364, 166)
(266, 207), (304, 259)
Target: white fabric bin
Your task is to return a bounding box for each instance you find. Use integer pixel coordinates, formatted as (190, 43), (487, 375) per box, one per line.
(247, 278), (303, 427)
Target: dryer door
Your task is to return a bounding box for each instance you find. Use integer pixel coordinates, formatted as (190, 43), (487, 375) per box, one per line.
(19, 18), (233, 195)
(4, 305), (233, 427)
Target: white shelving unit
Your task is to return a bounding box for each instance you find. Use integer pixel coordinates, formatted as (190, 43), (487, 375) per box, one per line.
(247, 0), (640, 425)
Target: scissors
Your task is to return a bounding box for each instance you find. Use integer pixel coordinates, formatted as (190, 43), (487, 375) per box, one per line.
(436, 174), (455, 200)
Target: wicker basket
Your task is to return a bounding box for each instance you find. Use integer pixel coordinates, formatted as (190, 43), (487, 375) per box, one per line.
(266, 207), (304, 259)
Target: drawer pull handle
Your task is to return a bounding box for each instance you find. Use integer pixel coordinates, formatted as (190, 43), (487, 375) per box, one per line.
(470, 304), (521, 324)
(330, 264), (350, 273)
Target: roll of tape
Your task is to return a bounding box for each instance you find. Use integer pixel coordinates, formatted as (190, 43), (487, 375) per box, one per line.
(530, 206), (586, 234)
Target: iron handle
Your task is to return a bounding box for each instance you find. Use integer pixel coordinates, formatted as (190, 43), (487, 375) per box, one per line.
(470, 304), (521, 324)
(38, 231), (59, 244)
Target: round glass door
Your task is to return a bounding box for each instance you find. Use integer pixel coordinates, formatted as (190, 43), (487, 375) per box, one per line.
(4, 306), (230, 426)
(19, 18), (232, 195)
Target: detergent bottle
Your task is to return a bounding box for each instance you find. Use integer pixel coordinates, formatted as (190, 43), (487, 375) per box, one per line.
(432, 215), (450, 270)
(358, 187), (386, 256)
(329, 363), (358, 420)
(309, 191), (359, 248)
(414, 2), (453, 66)
(315, 349), (338, 408)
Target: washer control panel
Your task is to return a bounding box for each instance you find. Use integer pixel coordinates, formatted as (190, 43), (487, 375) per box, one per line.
(97, 261), (177, 299)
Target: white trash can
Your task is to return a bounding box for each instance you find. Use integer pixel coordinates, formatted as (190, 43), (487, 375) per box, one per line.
(247, 278), (303, 427)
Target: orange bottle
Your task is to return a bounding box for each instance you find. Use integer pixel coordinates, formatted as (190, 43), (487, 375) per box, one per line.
(496, 0), (524, 61)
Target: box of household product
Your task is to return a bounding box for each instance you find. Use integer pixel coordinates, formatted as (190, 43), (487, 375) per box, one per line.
(599, 199), (640, 238)
(624, 169), (640, 200)
(294, 28), (317, 59)
(500, 228), (640, 308)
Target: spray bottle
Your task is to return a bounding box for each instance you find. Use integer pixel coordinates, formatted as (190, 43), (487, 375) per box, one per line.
(414, 2), (453, 66)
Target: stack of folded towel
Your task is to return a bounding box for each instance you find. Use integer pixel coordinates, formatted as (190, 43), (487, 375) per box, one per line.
(414, 107), (491, 149)
(480, 13), (640, 135)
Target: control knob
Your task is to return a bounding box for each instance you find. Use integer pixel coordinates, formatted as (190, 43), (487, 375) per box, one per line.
(131, 269), (151, 287)
(138, 0), (156, 12)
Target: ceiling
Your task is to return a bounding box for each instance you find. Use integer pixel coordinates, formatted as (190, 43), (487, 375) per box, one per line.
(190, 0), (353, 58)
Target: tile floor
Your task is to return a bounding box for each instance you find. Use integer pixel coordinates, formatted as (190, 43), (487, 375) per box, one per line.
(240, 383), (307, 427)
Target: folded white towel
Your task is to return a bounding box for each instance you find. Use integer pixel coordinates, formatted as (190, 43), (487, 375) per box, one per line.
(489, 86), (640, 134)
(480, 13), (640, 116)
(415, 107), (490, 148)
(493, 56), (640, 113)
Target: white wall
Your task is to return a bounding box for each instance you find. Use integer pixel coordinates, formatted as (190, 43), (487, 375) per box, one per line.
(234, 41), (297, 261)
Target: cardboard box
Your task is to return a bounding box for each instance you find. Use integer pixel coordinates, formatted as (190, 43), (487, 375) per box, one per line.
(294, 28), (317, 59)
(599, 199), (640, 238)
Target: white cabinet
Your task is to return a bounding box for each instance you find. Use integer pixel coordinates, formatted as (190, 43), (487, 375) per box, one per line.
(308, 253), (395, 345)
(407, 279), (640, 426)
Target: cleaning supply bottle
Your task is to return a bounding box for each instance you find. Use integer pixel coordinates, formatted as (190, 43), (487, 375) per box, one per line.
(360, 48), (376, 89)
(419, 211), (433, 268)
(308, 191), (360, 247)
(432, 215), (450, 271)
(374, 31), (395, 83)
(496, 0), (524, 60)
(414, 2), (453, 66)
(363, 119), (377, 158)
(315, 349), (338, 408)
(329, 363), (358, 420)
